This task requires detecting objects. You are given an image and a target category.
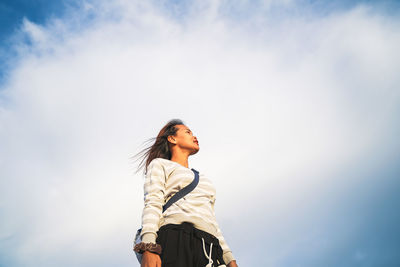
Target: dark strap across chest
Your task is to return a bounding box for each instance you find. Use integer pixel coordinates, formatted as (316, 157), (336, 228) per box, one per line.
(162, 168), (199, 213)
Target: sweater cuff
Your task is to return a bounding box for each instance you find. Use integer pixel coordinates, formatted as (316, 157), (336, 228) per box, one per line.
(223, 252), (235, 265)
(141, 232), (157, 243)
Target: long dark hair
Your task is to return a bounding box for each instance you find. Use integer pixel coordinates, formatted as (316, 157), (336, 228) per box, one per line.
(131, 119), (185, 176)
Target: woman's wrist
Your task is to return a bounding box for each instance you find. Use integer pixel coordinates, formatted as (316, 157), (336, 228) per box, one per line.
(142, 232), (157, 243)
(133, 242), (162, 255)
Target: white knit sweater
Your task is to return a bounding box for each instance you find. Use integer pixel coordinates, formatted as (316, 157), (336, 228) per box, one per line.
(140, 157), (235, 264)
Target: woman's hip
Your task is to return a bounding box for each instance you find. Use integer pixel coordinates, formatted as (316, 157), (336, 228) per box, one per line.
(156, 222), (225, 267)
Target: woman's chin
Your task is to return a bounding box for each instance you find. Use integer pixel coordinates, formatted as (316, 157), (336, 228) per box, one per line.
(191, 147), (200, 155)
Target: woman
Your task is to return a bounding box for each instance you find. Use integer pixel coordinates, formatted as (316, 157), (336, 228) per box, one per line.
(133, 119), (238, 267)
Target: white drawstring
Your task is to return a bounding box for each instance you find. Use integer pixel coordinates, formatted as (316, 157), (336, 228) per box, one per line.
(202, 237), (213, 267)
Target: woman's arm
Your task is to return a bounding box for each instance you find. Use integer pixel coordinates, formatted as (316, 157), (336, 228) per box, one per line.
(140, 159), (165, 267)
(141, 158), (166, 243)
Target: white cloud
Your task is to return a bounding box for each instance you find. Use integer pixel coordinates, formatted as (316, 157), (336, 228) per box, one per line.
(1, 1), (399, 266)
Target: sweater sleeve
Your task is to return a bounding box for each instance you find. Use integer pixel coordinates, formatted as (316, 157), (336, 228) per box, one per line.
(212, 201), (235, 265)
(140, 158), (166, 243)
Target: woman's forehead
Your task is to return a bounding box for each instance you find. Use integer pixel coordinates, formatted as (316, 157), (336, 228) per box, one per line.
(177, 125), (190, 131)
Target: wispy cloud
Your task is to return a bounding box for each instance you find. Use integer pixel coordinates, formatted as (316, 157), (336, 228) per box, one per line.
(1, 0), (399, 266)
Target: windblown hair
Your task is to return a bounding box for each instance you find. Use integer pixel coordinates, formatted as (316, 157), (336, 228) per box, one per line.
(131, 119), (185, 176)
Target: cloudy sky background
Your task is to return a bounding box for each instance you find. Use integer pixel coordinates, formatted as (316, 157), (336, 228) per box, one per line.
(1, 0), (400, 266)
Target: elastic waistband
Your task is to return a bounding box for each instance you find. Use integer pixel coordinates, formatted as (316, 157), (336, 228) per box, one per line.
(158, 222), (220, 246)
(160, 213), (218, 237)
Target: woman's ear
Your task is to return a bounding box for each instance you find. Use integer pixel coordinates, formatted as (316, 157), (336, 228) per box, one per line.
(167, 135), (176, 144)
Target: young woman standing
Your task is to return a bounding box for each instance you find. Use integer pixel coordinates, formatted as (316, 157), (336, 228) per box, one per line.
(133, 119), (238, 267)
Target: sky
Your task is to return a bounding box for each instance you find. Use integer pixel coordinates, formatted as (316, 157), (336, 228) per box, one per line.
(0, 0), (400, 266)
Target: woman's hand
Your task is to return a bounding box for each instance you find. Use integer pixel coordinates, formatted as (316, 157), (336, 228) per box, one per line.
(141, 251), (161, 267)
(227, 259), (238, 267)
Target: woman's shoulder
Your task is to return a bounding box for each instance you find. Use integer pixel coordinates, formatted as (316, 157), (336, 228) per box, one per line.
(153, 157), (186, 169)
(148, 157), (170, 164)
(154, 157), (169, 163)
(152, 157), (173, 167)
(149, 157), (210, 176)
(148, 157), (177, 174)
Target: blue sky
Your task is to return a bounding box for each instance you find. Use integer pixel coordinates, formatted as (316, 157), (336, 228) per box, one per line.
(0, 0), (70, 38)
(0, 0), (400, 266)
(1, 0), (400, 82)
(1, 0), (399, 39)
(0, 0), (87, 85)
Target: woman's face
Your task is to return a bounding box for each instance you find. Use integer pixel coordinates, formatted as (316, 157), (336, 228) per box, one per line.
(169, 124), (199, 155)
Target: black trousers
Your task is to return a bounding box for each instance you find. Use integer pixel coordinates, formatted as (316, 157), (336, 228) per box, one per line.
(156, 222), (226, 267)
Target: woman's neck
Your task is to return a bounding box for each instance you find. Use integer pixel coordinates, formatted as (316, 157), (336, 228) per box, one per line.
(170, 155), (189, 168)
